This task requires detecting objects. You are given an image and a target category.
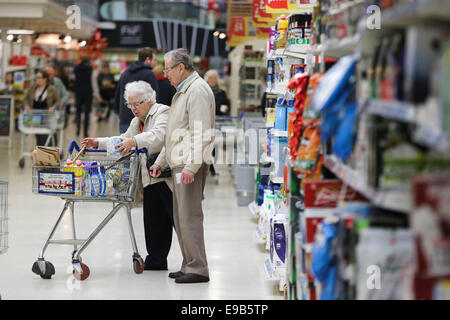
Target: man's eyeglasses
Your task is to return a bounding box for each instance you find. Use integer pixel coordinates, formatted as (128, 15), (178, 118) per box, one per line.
(163, 63), (180, 74)
(128, 100), (146, 109)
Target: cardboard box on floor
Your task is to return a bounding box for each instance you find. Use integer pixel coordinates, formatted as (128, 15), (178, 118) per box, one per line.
(32, 146), (60, 166)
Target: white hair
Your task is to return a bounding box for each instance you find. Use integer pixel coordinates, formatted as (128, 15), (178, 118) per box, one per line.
(124, 81), (156, 107)
(204, 69), (219, 82)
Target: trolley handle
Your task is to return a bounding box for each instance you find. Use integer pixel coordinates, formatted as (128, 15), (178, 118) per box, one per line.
(68, 140), (106, 155)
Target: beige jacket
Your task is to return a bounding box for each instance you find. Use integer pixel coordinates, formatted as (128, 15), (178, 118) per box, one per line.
(97, 103), (172, 194)
(155, 72), (215, 174)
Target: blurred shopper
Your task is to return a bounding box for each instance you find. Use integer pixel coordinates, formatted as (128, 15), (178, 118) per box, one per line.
(74, 55), (93, 137)
(0, 72), (15, 94)
(204, 69), (230, 116)
(115, 47), (159, 133)
(204, 69), (230, 183)
(44, 66), (69, 106)
(153, 64), (176, 106)
(150, 48), (215, 284)
(82, 81), (173, 270)
(97, 62), (116, 121)
(24, 70), (61, 146)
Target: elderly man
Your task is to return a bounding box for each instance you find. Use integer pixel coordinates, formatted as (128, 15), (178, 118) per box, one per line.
(150, 48), (215, 284)
(44, 66), (69, 106)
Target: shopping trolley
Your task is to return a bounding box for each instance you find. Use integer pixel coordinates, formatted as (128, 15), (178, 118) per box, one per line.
(31, 140), (146, 280)
(18, 106), (65, 168)
(213, 113), (244, 184)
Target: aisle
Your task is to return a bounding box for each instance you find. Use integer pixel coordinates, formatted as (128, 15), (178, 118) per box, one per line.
(0, 113), (283, 300)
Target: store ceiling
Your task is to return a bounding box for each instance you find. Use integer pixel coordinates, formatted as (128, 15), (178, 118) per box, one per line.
(0, 0), (97, 39)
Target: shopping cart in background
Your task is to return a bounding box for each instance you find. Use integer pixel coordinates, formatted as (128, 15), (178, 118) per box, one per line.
(0, 181), (7, 300)
(18, 107), (65, 168)
(213, 112), (244, 184)
(31, 140), (146, 280)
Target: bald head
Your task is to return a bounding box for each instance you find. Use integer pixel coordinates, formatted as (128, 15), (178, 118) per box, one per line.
(44, 66), (55, 79)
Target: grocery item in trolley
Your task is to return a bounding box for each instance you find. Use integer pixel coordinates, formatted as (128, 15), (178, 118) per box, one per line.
(32, 141), (141, 202)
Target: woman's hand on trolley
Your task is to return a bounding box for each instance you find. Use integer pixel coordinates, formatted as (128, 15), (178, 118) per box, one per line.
(81, 137), (99, 149)
(149, 164), (161, 178)
(115, 137), (135, 155)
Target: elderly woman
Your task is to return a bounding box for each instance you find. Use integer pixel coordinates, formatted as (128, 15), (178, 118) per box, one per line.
(82, 80), (173, 271)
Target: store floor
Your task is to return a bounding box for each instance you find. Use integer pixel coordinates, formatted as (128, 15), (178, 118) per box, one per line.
(0, 111), (283, 300)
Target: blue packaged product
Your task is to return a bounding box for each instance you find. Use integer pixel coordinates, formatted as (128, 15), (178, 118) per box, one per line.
(332, 102), (358, 162)
(310, 54), (359, 114)
(275, 107), (287, 131)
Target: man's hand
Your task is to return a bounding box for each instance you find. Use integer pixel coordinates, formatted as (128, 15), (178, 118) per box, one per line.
(149, 164), (162, 178)
(115, 137), (135, 155)
(180, 168), (194, 184)
(81, 138), (99, 149)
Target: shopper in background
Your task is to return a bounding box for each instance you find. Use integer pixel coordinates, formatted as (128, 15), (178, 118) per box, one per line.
(24, 70), (61, 146)
(115, 47), (159, 134)
(44, 66), (69, 107)
(73, 55), (93, 137)
(204, 69), (230, 116)
(153, 64), (176, 106)
(82, 80), (174, 271)
(150, 48), (215, 284)
(0, 72), (15, 94)
(204, 69), (230, 183)
(259, 67), (268, 117)
(97, 62), (116, 122)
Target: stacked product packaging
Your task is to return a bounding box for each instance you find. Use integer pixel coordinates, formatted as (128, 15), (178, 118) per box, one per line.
(251, 0), (450, 300)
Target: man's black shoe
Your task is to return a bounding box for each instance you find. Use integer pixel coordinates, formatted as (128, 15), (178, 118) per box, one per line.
(175, 273), (209, 284)
(168, 271), (184, 279)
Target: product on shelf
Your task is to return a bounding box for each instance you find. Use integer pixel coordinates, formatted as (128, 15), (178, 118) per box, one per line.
(356, 227), (415, 300)
(287, 13), (313, 47)
(411, 174), (450, 300)
(287, 72), (310, 160)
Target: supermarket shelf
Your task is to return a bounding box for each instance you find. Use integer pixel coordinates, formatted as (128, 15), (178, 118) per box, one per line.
(366, 100), (417, 123)
(267, 48), (286, 59)
(324, 155), (412, 213)
(284, 44), (308, 60)
(310, 34), (360, 59)
(274, 130), (288, 137)
(270, 173), (284, 184)
(284, 50), (307, 60)
(265, 87), (286, 95)
(5, 65), (27, 72)
(413, 126), (450, 154)
(380, 0), (450, 28)
(324, 0), (367, 16)
(244, 60), (265, 67)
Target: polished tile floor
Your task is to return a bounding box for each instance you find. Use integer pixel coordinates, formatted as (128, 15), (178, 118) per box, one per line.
(0, 112), (283, 300)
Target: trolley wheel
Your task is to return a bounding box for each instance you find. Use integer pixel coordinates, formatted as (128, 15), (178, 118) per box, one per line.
(32, 260), (55, 279)
(19, 158), (25, 168)
(133, 256), (145, 274)
(73, 263), (90, 281)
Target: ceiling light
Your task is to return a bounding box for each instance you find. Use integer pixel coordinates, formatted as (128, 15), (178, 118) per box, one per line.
(79, 40), (86, 47)
(7, 29), (34, 35)
(6, 34), (14, 41)
(64, 35), (72, 43)
(219, 33), (226, 39)
(213, 31), (219, 37)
